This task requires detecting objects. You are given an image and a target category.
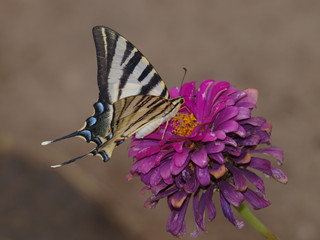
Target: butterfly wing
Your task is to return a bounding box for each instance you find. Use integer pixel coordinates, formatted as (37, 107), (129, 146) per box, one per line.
(96, 95), (183, 161)
(43, 26), (175, 166)
(93, 26), (169, 104)
(50, 95), (183, 168)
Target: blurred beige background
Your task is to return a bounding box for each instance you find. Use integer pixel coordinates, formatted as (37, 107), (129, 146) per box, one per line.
(0, 0), (319, 239)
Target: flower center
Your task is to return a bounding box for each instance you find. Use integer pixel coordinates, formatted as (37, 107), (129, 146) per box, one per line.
(171, 113), (199, 137)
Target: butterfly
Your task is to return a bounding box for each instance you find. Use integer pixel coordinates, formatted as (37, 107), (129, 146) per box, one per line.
(42, 26), (184, 168)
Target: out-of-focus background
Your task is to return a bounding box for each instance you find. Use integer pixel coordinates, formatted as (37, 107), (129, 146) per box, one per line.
(0, 1), (319, 239)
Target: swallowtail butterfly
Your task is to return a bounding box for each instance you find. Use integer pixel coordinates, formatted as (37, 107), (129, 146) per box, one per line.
(42, 26), (184, 167)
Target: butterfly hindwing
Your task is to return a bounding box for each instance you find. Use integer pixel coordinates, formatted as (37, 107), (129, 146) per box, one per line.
(96, 95), (183, 160)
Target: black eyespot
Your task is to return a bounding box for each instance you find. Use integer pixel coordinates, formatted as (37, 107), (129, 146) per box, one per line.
(180, 98), (185, 104)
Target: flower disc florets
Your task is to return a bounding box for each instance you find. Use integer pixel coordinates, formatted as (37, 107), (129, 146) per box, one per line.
(127, 80), (287, 237)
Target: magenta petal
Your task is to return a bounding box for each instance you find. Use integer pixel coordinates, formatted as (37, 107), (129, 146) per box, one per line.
(166, 196), (190, 237)
(169, 190), (189, 208)
(243, 188), (270, 210)
(172, 141), (185, 153)
(229, 90), (247, 102)
(202, 131), (218, 142)
(209, 152), (225, 164)
(196, 192), (207, 231)
(218, 180), (244, 207)
(241, 117), (266, 126)
(239, 134), (261, 146)
(183, 173), (200, 193)
(130, 159), (143, 173)
(251, 147), (284, 165)
(173, 148), (191, 167)
(214, 130), (227, 140)
(151, 182), (170, 196)
(146, 186), (177, 208)
(220, 193), (244, 229)
(139, 155), (159, 174)
(195, 166), (211, 186)
(129, 140), (159, 157)
(163, 176), (174, 185)
(234, 107), (251, 120)
(203, 102), (227, 124)
(171, 155), (190, 175)
(190, 228), (200, 238)
(206, 141), (225, 154)
(214, 106), (239, 127)
(180, 81), (196, 98)
(191, 148), (208, 168)
(249, 157), (272, 175)
(238, 88), (258, 106)
(195, 80), (214, 122)
(149, 168), (162, 186)
(239, 168), (265, 195)
(205, 185), (216, 221)
(223, 137), (237, 147)
(226, 164), (247, 191)
(160, 160), (171, 179)
(135, 145), (161, 159)
(233, 125), (247, 137)
(215, 120), (239, 133)
(206, 81), (230, 109)
(271, 166), (288, 183)
(169, 86), (180, 98)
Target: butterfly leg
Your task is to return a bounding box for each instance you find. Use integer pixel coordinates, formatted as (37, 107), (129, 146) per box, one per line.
(161, 121), (169, 140)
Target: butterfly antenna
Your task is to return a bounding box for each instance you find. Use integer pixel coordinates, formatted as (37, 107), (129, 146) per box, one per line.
(41, 131), (81, 146)
(180, 67), (187, 89)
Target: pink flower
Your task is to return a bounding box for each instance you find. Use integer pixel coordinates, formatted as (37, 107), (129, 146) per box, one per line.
(128, 80), (287, 237)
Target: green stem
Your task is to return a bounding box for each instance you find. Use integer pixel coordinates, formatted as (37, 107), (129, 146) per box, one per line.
(235, 203), (279, 240)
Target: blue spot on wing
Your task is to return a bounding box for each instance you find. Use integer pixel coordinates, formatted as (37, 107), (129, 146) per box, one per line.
(92, 137), (102, 145)
(86, 117), (97, 127)
(94, 102), (104, 115)
(80, 130), (92, 141)
(99, 150), (110, 162)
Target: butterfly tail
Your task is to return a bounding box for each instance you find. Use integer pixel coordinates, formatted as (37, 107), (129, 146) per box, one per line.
(41, 131), (88, 146)
(50, 148), (105, 168)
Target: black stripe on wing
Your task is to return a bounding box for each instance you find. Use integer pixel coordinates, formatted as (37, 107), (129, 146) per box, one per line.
(93, 26), (118, 104)
(139, 74), (162, 95)
(119, 51), (142, 98)
(138, 64), (152, 82)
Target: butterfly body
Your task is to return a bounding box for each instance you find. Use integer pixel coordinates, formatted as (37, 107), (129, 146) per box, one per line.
(42, 26), (184, 167)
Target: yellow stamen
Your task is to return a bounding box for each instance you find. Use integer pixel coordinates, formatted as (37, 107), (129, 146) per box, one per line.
(171, 113), (199, 137)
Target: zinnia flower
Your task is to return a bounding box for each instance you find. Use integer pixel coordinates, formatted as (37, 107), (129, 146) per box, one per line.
(127, 79), (288, 238)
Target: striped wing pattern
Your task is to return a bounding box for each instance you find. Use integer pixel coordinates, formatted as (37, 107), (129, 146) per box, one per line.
(93, 26), (169, 104)
(95, 95), (183, 160)
(42, 26), (183, 168)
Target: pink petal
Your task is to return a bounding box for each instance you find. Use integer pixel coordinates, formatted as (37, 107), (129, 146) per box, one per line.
(251, 147), (284, 165)
(195, 166), (211, 186)
(173, 148), (191, 167)
(206, 141), (225, 154)
(271, 166), (288, 184)
(215, 120), (239, 133)
(172, 141), (185, 153)
(237, 88), (258, 106)
(218, 180), (245, 207)
(191, 148), (208, 168)
(214, 106), (239, 127)
(169, 86), (180, 98)
(243, 188), (270, 210)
